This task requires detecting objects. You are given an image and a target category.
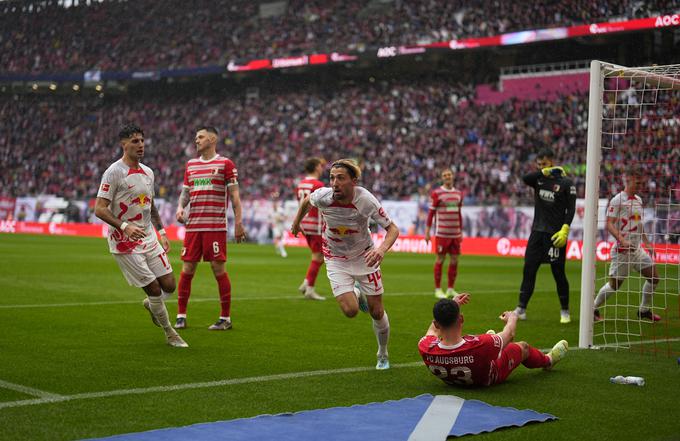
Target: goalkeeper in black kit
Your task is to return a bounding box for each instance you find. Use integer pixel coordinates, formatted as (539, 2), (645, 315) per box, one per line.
(514, 148), (576, 324)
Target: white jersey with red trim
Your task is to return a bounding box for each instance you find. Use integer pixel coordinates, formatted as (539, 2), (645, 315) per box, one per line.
(430, 186), (463, 238)
(97, 159), (159, 254)
(296, 177), (324, 235)
(183, 154), (238, 232)
(607, 191), (645, 252)
(309, 186), (392, 260)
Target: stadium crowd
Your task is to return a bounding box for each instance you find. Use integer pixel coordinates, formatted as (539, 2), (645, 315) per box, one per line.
(2, 79), (677, 207)
(1, 0), (677, 73)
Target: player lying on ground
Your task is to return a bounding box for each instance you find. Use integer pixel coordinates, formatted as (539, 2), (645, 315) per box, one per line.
(291, 159), (399, 370)
(419, 295), (567, 386)
(593, 165), (661, 322)
(95, 123), (188, 348)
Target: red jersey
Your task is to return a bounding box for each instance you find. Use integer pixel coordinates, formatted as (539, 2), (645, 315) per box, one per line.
(296, 176), (324, 235)
(428, 186), (463, 238)
(418, 333), (503, 387)
(183, 154), (238, 232)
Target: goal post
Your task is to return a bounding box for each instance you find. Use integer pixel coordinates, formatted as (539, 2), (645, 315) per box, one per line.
(580, 60), (680, 351)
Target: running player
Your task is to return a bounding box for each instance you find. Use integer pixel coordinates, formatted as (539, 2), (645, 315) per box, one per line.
(291, 159), (399, 369)
(95, 123), (188, 348)
(425, 168), (464, 299)
(419, 296), (568, 387)
(175, 126), (246, 330)
(295, 157), (326, 300)
(594, 165), (661, 321)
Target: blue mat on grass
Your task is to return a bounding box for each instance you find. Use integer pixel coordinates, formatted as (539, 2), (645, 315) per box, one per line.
(88, 394), (556, 441)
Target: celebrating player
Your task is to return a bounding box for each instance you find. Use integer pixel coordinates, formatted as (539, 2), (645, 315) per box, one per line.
(295, 157), (326, 301)
(291, 159), (399, 369)
(95, 123), (188, 348)
(594, 165), (661, 322)
(514, 148), (576, 323)
(419, 296), (568, 387)
(425, 167), (464, 299)
(174, 126), (246, 331)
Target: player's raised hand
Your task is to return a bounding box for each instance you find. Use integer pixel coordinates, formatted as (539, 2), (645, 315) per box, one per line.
(499, 310), (517, 322)
(453, 293), (470, 305)
(365, 248), (385, 268)
(175, 207), (186, 224)
(124, 224), (146, 241)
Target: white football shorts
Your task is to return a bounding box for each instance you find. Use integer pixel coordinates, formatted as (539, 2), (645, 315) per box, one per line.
(113, 248), (173, 287)
(325, 255), (384, 297)
(608, 247), (653, 279)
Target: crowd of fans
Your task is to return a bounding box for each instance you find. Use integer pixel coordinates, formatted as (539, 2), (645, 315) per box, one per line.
(1, 0), (678, 73)
(2, 78), (677, 208)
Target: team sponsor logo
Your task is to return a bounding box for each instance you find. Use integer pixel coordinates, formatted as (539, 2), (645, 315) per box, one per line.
(193, 177), (213, 187)
(329, 226), (360, 236)
(539, 189), (555, 201)
(100, 183), (110, 192)
(130, 193), (149, 207)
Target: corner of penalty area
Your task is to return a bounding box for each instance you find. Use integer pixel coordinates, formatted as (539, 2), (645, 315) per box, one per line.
(85, 394), (557, 441)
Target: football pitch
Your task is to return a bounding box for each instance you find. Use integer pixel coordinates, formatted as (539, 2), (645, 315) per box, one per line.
(0, 234), (678, 441)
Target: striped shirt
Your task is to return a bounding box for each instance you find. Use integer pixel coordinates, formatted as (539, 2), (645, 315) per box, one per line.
(429, 186), (463, 239)
(183, 154), (238, 232)
(296, 177), (325, 235)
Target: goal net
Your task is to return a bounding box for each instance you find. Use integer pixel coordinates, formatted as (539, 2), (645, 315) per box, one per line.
(579, 61), (680, 355)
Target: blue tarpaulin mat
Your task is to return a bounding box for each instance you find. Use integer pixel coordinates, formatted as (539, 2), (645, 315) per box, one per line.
(87, 394), (557, 441)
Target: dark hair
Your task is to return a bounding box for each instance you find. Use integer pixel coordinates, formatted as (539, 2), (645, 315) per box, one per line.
(433, 299), (460, 329)
(304, 157), (326, 174)
(331, 159), (361, 180)
(536, 148), (555, 159)
(119, 123), (144, 140)
(197, 126), (219, 136)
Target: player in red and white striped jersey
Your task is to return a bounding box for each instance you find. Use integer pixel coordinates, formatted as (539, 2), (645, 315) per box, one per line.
(174, 126), (246, 331)
(425, 168), (464, 299)
(295, 157), (326, 301)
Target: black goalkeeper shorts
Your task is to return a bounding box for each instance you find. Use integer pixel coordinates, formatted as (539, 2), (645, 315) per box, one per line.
(525, 231), (566, 265)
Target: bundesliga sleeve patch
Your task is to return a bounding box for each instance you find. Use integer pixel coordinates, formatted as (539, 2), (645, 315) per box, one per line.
(100, 183), (110, 192)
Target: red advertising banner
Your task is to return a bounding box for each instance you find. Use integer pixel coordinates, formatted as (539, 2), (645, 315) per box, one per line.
(2, 222), (678, 264)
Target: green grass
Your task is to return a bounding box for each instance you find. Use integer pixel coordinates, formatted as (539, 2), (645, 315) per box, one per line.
(0, 234), (678, 441)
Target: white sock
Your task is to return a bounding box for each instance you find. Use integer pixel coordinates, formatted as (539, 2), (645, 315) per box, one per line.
(161, 290), (172, 301)
(594, 282), (616, 309)
(640, 281), (655, 312)
(147, 295), (176, 337)
(219, 316), (231, 322)
(372, 311), (390, 357)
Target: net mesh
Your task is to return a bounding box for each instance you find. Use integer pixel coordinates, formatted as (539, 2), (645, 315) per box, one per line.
(594, 63), (680, 355)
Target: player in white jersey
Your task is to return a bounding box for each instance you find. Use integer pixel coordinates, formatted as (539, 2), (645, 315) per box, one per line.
(95, 123), (188, 347)
(271, 200), (288, 258)
(291, 159), (400, 370)
(594, 166), (661, 322)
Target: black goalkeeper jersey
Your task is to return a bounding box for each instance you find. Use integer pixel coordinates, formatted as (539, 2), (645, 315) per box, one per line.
(523, 171), (576, 234)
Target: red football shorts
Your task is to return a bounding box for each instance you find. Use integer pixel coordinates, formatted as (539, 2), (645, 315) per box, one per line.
(181, 231), (227, 262)
(435, 237), (462, 255)
(491, 343), (523, 385)
(305, 234), (323, 253)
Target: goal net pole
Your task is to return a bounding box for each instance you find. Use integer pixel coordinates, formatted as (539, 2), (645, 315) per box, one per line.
(579, 60), (604, 349)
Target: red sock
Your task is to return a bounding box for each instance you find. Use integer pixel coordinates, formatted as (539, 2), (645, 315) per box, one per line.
(522, 345), (551, 369)
(305, 260), (323, 286)
(447, 262), (458, 289)
(177, 272), (194, 315)
(216, 273), (231, 318)
(434, 262), (443, 289)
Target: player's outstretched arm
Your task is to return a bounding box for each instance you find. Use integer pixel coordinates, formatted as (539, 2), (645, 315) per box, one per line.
(94, 197), (145, 241)
(228, 183), (246, 243)
(425, 321), (440, 338)
(291, 195), (311, 236)
(452, 293), (470, 305)
(497, 311), (518, 350)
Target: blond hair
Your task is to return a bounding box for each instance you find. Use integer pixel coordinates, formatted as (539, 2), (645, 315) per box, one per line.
(331, 158), (362, 180)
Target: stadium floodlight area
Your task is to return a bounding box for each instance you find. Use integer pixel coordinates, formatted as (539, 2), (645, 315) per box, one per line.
(580, 60), (680, 355)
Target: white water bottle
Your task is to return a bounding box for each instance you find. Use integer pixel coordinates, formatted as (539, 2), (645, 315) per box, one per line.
(609, 375), (645, 386)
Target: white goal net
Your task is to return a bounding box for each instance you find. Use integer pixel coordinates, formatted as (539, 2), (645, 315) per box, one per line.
(579, 61), (680, 356)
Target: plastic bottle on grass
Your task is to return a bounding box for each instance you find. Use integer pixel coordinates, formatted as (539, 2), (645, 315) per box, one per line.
(609, 376), (645, 386)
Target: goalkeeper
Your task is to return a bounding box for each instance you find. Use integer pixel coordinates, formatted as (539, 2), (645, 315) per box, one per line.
(514, 148), (576, 323)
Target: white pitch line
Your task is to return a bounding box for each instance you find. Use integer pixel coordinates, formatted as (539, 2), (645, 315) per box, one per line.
(0, 379), (63, 399)
(0, 362), (423, 410)
(0, 290), (518, 309)
(1, 337), (678, 411)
